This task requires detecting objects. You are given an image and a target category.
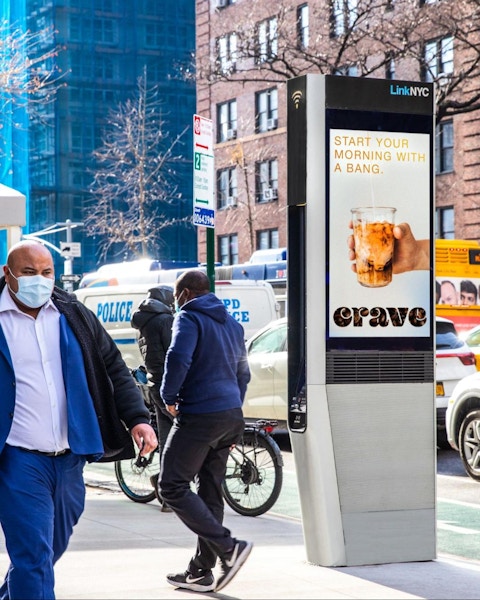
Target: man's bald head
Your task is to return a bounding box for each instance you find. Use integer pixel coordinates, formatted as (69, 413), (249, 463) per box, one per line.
(175, 270), (210, 296)
(6, 240), (53, 272)
(3, 240), (55, 315)
(174, 270), (211, 308)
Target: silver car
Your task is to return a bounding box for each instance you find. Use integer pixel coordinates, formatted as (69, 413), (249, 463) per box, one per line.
(243, 317), (288, 428)
(436, 317), (477, 448)
(446, 370), (480, 481)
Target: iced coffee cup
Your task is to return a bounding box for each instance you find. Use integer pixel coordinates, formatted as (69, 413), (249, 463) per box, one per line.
(351, 206), (396, 288)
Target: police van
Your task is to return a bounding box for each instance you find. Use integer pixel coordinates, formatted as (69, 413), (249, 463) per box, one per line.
(74, 280), (280, 369)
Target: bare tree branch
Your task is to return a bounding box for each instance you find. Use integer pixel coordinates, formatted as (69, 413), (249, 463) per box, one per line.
(0, 19), (66, 113)
(84, 68), (192, 261)
(198, 0), (480, 122)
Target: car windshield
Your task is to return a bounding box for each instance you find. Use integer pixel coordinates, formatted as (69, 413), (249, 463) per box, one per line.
(436, 321), (464, 350)
(466, 329), (480, 346)
(249, 324), (287, 355)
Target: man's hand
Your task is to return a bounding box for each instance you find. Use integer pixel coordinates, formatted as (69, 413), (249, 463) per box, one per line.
(348, 221), (429, 274)
(131, 423), (158, 456)
(165, 403), (179, 418)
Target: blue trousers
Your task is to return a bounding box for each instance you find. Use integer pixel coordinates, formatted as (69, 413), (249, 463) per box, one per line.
(0, 445), (86, 600)
(159, 408), (245, 574)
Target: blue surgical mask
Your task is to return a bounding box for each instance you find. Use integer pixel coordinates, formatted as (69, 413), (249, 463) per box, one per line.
(174, 289), (185, 313)
(8, 270), (54, 309)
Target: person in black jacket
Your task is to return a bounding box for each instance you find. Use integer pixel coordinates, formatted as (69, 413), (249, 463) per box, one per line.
(0, 240), (157, 600)
(131, 285), (175, 509)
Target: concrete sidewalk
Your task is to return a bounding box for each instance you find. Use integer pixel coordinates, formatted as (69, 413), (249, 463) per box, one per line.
(2, 484), (480, 600)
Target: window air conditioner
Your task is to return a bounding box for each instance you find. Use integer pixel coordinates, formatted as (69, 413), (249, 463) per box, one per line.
(262, 188), (278, 201)
(266, 118), (278, 131)
(226, 196), (237, 207)
(216, 0), (227, 8)
(226, 128), (237, 140)
(437, 72), (450, 87)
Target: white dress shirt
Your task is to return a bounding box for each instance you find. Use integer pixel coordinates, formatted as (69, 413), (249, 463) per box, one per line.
(0, 286), (69, 452)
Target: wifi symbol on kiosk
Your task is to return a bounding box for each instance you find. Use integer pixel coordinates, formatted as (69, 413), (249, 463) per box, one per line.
(292, 90), (303, 109)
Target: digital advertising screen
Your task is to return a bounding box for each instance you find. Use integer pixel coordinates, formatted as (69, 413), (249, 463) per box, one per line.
(325, 78), (434, 352)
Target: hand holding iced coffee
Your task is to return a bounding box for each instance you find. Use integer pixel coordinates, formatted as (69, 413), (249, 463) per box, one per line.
(348, 219), (430, 281)
(351, 207), (396, 287)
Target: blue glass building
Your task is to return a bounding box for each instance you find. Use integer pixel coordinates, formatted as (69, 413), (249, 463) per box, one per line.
(1, 0), (197, 276)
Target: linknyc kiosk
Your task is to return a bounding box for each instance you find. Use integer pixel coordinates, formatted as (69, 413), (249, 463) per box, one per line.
(287, 74), (436, 566)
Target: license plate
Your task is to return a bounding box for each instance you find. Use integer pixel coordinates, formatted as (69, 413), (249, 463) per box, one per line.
(436, 382), (445, 396)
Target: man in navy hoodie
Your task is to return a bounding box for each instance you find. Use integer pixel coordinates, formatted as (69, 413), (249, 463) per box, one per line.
(159, 269), (252, 593)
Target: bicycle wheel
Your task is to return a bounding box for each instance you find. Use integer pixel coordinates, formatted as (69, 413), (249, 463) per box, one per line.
(222, 431), (283, 517)
(114, 446), (158, 503)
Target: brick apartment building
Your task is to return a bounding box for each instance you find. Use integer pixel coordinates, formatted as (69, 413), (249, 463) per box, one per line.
(195, 0), (480, 266)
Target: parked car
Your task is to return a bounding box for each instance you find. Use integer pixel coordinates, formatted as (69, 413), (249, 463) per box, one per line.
(242, 316), (476, 449)
(461, 324), (480, 371)
(243, 317), (288, 428)
(446, 371), (480, 481)
(436, 317), (477, 448)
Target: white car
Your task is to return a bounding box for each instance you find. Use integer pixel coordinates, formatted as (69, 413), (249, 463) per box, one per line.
(446, 371), (480, 481)
(436, 317), (477, 448)
(243, 317), (288, 428)
(242, 316), (476, 449)
(461, 324), (480, 370)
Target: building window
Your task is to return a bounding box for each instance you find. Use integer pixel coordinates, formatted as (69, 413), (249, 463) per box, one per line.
(331, 0), (358, 37)
(436, 120), (453, 174)
(436, 207), (454, 239)
(256, 159), (278, 202)
(255, 89), (278, 133)
(257, 229), (279, 250)
(217, 32), (237, 74)
(93, 18), (116, 44)
(219, 234), (239, 265)
(71, 123), (94, 154)
(94, 55), (115, 80)
(334, 64), (358, 77)
(297, 4), (309, 49)
(423, 36), (453, 82)
(140, 0), (163, 15)
(145, 22), (165, 47)
(385, 52), (395, 79)
(217, 100), (237, 142)
(256, 17), (277, 63)
(215, 0), (236, 7)
(70, 16), (82, 41)
(217, 167), (238, 209)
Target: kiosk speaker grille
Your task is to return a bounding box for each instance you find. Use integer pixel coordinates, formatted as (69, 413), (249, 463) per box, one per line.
(326, 352), (434, 384)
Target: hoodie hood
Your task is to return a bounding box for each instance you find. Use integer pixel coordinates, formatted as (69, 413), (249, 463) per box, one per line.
(131, 285), (174, 330)
(148, 285), (174, 307)
(182, 292), (228, 324)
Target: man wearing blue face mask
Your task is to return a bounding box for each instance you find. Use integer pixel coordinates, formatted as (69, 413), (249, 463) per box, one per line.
(0, 240), (157, 599)
(159, 270), (252, 594)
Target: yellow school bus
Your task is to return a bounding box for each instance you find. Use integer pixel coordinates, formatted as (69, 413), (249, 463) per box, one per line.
(436, 239), (480, 335)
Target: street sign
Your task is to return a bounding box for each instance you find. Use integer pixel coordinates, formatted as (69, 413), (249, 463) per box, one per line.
(60, 274), (82, 283)
(60, 241), (81, 257)
(193, 114), (215, 228)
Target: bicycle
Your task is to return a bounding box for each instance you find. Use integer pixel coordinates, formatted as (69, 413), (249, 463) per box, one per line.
(114, 382), (284, 516)
(222, 419), (284, 517)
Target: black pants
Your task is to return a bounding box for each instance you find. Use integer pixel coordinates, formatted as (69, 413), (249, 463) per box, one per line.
(159, 408), (244, 573)
(144, 386), (173, 455)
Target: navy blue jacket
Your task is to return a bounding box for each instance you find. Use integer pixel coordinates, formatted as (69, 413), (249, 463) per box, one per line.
(0, 278), (150, 461)
(160, 293), (250, 414)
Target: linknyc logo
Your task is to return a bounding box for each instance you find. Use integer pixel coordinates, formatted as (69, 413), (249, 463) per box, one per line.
(389, 84), (430, 97)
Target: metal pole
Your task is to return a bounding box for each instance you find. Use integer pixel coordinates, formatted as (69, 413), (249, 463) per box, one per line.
(63, 219), (74, 292)
(207, 227), (215, 292)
